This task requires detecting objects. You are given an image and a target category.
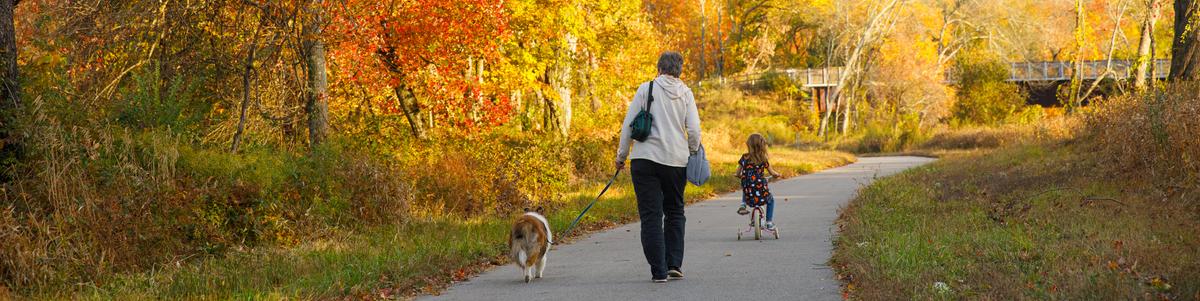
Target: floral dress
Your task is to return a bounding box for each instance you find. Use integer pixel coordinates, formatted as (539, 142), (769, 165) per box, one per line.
(739, 154), (772, 207)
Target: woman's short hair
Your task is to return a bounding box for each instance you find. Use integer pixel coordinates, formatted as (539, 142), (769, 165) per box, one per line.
(657, 51), (684, 78)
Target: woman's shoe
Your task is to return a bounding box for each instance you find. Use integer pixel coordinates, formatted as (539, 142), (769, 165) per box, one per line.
(668, 268), (684, 279)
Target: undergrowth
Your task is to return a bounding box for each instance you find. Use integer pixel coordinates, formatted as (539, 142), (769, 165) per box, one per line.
(2, 81), (856, 299)
(833, 142), (1198, 299)
(832, 83), (1200, 299)
(38, 147), (853, 300)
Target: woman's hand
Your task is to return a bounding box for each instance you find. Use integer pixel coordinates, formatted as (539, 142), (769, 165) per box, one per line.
(614, 160), (625, 171)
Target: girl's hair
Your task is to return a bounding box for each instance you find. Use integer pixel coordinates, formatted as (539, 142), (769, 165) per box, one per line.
(746, 133), (769, 165)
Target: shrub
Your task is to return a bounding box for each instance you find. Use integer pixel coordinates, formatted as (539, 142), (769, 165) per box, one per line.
(115, 70), (212, 133)
(921, 126), (1027, 150)
(2, 108), (190, 289)
(401, 134), (573, 217)
(852, 113), (927, 153)
(1086, 83), (1200, 190)
(950, 52), (1026, 126)
(1010, 105), (1045, 125)
(756, 70), (807, 100)
(1, 102), (411, 290)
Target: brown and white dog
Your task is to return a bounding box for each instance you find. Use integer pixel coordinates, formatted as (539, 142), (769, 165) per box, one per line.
(509, 206), (551, 283)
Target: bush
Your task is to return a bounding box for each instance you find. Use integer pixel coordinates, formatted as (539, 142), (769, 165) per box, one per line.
(756, 70), (807, 100)
(950, 52), (1026, 126)
(400, 134), (577, 217)
(1010, 105), (1045, 125)
(1086, 83), (1200, 189)
(2, 110), (194, 289)
(851, 113), (928, 153)
(1, 102), (411, 290)
(115, 70), (212, 133)
(921, 126), (1028, 150)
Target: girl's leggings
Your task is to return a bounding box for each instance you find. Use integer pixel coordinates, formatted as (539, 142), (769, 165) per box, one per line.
(765, 195), (775, 222)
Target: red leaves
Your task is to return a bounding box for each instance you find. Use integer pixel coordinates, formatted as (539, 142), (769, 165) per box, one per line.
(329, 0), (512, 132)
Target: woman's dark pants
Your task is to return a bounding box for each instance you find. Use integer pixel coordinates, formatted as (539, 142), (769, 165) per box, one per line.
(630, 159), (686, 279)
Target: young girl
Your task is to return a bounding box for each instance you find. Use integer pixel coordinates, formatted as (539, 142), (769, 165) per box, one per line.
(736, 133), (782, 229)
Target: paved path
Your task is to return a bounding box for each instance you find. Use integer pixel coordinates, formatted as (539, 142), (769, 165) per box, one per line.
(421, 156), (934, 301)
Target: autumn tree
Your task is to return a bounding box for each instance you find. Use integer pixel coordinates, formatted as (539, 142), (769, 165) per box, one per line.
(331, 0), (509, 137)
(1134, 0), (1162, 89)
(303, 0), (329, 146)
(820, 0), (905, 136)
(0, 0), (17, 174)
(0, 0), (16, 105)
(238, 0), (332, 148)
(1171, 0), (1200, 80)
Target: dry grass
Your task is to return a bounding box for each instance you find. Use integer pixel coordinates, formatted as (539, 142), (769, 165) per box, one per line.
(29, 147), (852, 300)
(1085, 82), (1200, 191)
(835, 82), (1200, 298)
(919, 118), (1076, 152)
(2, 84), (855, 298)
(833, 142), (1199, 299)
(832, 85), (1200, 299)
(0, 100), (413, 294)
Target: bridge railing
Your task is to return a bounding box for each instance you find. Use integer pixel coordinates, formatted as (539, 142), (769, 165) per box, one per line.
(1006, 59), (1170, 82)
(715, 59), (1169, 88)
(711, 67), (845, 89)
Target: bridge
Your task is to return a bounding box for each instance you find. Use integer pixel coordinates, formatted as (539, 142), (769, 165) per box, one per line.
(723, 59), (1171, 110)
(1001, 59), (1169, 82)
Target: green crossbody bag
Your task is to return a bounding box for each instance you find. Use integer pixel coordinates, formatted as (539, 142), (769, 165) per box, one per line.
(629, 81), (655, 142)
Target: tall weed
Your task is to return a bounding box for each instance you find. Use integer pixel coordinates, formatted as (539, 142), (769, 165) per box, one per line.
(1087, 82), (1200, 191)
(1, 100), (411, 291)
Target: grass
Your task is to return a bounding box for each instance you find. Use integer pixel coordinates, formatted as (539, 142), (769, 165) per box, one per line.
(28, 147), (854, 300)
(832, 141), (1200, 300)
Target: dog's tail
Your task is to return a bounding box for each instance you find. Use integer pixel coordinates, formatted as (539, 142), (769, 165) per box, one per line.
(510, 222), (540, 266)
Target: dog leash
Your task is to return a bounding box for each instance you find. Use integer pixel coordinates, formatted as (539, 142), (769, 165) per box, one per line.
(555, 170), (621, 245)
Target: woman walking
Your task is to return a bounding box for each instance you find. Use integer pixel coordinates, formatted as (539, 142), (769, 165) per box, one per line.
(614, 51), (702, 283)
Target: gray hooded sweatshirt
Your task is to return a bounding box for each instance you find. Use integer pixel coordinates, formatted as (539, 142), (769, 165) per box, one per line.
(616, 75), (702, 167)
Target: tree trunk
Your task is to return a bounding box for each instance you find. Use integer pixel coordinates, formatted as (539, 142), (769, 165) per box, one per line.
(699, 0), (707, 80)
(1080, 1), (1128, 102)
(1067, 0), (1085, 113)
(556, 80), (571, 137)
(548, 33), (577, 137)
(1135, 0), (1161, 89)
(0, 0), (20, 169)
(232, 21), (264, 153)
(303, 0), (329, 147)
(828, 0), (902, 135)
(818, 87), (835, 137)
(717, 1), (725, 79)
(1171, 0), (1200, 80)
(839, 94), (851, 134)
(536, 88), (548, 131)
(586, 53), (599, 111)
(393, 86), (423, 139)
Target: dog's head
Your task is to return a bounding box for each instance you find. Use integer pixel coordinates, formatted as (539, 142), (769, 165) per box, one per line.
(523, 206), (545, 215)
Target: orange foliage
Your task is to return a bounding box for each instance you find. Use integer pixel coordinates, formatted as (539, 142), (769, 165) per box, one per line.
(329, 0), (513, 129)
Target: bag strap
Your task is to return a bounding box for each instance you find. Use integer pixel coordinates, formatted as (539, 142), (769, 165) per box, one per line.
(644, 81), (655, 111)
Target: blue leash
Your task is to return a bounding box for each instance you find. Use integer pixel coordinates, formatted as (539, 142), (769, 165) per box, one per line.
(556, 170), (621, 245)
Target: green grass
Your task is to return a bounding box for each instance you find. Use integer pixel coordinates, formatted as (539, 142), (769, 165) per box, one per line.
(832, 142), (1200, 300)
(35, 148), (854, 300)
